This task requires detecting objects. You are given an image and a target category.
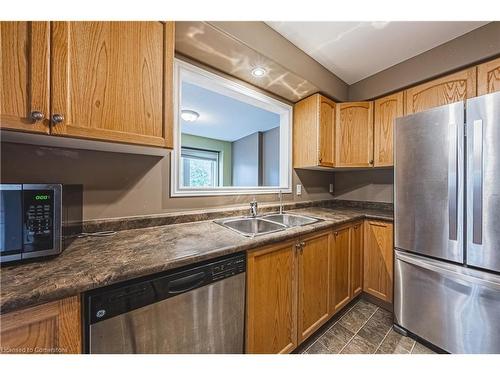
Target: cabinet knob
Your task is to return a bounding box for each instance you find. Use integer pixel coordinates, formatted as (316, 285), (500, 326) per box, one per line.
(30, 111), (44, 122)
(369, 159), (374, 165)
(334, 231), (338, 236)
(300, 241), (305, 247)
(51, 114), (64, 125)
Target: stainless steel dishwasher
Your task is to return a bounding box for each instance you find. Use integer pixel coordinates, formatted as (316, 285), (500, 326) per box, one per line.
(84, 253), (246, 353)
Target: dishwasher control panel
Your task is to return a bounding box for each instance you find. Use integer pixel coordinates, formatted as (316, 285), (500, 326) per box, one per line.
(85, 252), (246, 326)
(210, 254), (245, 281)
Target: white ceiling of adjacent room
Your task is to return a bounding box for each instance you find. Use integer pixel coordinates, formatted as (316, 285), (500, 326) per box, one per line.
(266, 21), (489, 84)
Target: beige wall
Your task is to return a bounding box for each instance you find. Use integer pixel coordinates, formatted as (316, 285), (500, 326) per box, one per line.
(333, 170), (394, 203)
(349, 22), (500, 100)
(0, 142), (334, 220)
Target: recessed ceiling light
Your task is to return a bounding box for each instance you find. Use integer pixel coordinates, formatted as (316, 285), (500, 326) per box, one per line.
(181, 109), (200, 122)
(251, 67), (267, 77)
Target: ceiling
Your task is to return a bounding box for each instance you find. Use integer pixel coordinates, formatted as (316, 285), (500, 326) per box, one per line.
(181, 82), (280, 142)
(266, 21), (489, 84)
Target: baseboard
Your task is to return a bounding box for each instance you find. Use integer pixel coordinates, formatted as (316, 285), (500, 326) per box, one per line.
(360, 292), (393, 312)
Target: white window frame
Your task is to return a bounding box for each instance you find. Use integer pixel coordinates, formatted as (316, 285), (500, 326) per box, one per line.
(180, 147), (220, 188)
(171, 59), (293, 197)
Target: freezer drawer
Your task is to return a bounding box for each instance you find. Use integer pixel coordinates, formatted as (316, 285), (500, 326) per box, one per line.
(394, 250), (500, 354)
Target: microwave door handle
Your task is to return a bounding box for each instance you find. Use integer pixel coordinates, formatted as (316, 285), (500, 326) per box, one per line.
(448, 122), (458, 241)
(472, 119), (483, 245)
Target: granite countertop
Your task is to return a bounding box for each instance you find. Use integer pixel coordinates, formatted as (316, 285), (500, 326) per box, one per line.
(0, 206), (392, 314)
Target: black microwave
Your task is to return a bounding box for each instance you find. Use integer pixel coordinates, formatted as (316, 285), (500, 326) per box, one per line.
(0, 184), (82, 264)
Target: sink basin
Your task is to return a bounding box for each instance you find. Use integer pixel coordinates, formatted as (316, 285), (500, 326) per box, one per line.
(215, 217), (287, 237)
(263, 213), (320, 227)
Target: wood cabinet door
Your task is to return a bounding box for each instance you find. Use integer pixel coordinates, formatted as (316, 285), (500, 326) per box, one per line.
(373, 92), (404, 167)
(50, 21), (174, 148)
(405, 68), (477, 115)
(330, 226), (351, 314)
(0, 22), (50, 133)
(0, 296), (81, 354)
(318, 96), (335, 167)
(350, 222), (364, 298)
(246, 240), (298, 354)
(297, 231), (330, 343)
(335, 101), (374, 167)
(477, 56), (500, 96)
(363, 220), (394, 303)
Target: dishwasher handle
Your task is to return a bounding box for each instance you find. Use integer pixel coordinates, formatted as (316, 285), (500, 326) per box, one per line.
(167, 271), (207, 294)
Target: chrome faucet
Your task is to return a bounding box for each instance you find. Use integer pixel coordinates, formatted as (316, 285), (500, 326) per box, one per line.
(249, 198), (258, 217)
(278, 189), (284, 214)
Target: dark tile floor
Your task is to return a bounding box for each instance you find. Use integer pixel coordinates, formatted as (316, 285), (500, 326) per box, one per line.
(297, 298), (437, 354)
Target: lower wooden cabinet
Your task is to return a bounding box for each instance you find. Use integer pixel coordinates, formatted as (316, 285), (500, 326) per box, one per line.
(363, 220), (394, 303)
(350, 222), (364, 298)
(0, 296), (81, 354)
(246, 230), (331, 353)
(330, 225), (350, 313)
(246, 219), (392, 353)
(246, 239), (298, 354)
(330, 221), (364, 314)
(297, 230), (330, 343)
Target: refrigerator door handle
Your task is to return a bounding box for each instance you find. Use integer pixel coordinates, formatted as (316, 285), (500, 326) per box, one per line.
(448, 122), (458, 241)
(472, 119), (483, 244)
(396, 251), (500, 290)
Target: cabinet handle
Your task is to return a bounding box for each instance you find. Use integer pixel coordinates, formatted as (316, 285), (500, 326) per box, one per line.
(51, 114), (64, 125)
(295, 243), (301, 251)
(30, 111), (45, 122)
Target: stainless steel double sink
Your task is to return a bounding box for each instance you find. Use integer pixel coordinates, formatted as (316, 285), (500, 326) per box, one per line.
(214, 213), (321, 237)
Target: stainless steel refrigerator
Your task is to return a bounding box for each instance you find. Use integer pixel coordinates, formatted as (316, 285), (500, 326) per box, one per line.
(394, 91), (500, 354)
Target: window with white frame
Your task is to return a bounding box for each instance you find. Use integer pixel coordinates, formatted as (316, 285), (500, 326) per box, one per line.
(180, 148), (220, 188)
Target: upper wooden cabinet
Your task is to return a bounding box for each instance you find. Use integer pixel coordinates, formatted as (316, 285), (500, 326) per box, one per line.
(0, 295), (81, 354)
(246, 240), (298, 354)
(0, 21), (175, 148)
(477, 56), (500, 95)
(293, 94), (336, 168)
(297, 230), (330, 344)
(0, 22), (50, 133)
(363, 220), (394, 303)
(405, 67), (477, 115)
(373, 92), (404, 167)
(335, 101), (374, 168)
(50, 22), (174, 148)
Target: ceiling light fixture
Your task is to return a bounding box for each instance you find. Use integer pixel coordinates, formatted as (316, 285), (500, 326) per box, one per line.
(181, 109), (200, 122)
(251, 67), (267, 77)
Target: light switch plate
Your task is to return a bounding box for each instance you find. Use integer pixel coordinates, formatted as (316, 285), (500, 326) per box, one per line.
(296, 184), (302, 196)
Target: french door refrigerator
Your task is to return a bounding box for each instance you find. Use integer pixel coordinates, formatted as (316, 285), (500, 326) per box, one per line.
(394, 91), (500, 354)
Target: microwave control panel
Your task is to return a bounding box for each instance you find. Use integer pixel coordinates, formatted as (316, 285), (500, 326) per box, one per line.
(23, 190), (54, 252)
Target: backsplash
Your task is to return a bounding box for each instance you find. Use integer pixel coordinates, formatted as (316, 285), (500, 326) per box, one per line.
(82, 198), (393, 233)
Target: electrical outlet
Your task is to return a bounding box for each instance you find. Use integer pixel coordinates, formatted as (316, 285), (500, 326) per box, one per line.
(329, 184), (334, 193)
(296, 184), (302, 196)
